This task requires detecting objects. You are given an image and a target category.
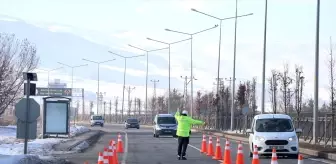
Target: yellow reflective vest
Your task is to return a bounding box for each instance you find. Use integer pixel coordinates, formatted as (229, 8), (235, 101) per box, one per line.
(175, 112), (204, 137)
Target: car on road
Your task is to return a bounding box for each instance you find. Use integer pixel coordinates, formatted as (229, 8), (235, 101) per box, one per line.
(246, 114), (302, 158)
(90, 115), (104, 127)
(125, 118), (140, 129)
(153, 114), (177, 138)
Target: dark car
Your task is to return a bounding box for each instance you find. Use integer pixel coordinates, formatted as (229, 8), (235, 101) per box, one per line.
(125, 118), (140, 129)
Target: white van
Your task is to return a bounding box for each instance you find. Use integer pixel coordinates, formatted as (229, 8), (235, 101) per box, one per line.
(90, 115), (104, 127)
(246, 114), (302, 158)
(153, 114), (177, 138)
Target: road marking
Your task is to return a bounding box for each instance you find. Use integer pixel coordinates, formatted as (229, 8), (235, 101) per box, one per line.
(121, 131), (128, 164)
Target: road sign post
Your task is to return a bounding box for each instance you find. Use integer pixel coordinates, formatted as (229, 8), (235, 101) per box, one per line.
(16, 72), (39, 154)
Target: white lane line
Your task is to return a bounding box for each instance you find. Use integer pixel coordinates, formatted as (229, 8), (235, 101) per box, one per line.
(173, 138), (223, 162)
(121, 131), (128, 164)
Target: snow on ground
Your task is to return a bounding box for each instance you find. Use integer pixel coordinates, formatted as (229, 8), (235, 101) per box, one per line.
(0, 125), (90, 156)
(69, 125), (90, 137)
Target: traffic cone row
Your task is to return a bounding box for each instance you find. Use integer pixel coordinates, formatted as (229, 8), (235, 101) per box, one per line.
(95, 133), (124, 164)
(198, 135), (300, 164)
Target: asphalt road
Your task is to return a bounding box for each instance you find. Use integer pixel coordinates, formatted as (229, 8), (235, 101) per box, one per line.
(60, 124), (335, 164)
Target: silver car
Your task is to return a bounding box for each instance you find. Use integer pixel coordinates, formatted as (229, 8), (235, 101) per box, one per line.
(90, 115), (104, 127)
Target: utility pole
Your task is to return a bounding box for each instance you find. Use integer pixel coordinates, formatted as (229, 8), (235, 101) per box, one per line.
(109, 100), (112, 123)
(213, 78), (224, 129)
(180, 76), (197, 113)
(81, 89), (85, 121)
(151, 79), (159, 114)
(103, 101), (106, 120)
(225, 77), (233, 127)
(125, 86), (135, 117)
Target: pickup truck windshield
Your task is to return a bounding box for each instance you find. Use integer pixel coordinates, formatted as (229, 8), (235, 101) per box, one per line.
(255, 118), (294, 132)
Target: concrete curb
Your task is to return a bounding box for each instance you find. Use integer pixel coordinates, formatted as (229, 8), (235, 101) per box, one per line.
(51, 130), (102, 155)
(67, 130), (102, 151)
(193, 129), (336, 161)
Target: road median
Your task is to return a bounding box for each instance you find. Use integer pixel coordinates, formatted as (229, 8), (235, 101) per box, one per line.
(192, 128), (336, 161)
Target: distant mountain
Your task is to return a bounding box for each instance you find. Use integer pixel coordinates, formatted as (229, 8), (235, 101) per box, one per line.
(0, 17), (185, 101)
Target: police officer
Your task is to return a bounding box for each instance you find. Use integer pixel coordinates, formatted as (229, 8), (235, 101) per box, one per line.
(175, 109), (206, 160)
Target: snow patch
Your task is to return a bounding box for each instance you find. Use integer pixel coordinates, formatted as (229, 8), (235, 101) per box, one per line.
(0, 125), (90, 156)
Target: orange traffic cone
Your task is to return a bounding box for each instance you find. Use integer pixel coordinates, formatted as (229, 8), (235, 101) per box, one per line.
(116, 133), (124, 153)
(201, 133), (207, 154)
(271, 148), (278, 164)
(298, 154), (303, 164)
(235, 141), (244, 164)
(251, 145), (260, 164)
(112, 140), (119, 164)
(213, 136), (222, 160)
(207, 135), (214, 156)
(97, 152), (104, 164)
(108, 140), (114, 164)
(222, 139), (231, 164)
(103, 147), (109, 164)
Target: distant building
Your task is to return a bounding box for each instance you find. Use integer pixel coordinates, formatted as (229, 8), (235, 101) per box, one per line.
(48, 79), (67, 88)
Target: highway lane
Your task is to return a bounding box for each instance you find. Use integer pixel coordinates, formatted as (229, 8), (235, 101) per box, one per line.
(60, 124), (334, 164)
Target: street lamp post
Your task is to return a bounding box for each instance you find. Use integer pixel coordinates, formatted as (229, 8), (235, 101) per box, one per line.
(313, 0), (320, 145)
(128, 44), (168, 115)
(82, 58), (116, 114)
(39, 67), (63, 96)
(146, 37), (191, 114)
(191, 8), (253, 129)
(261, 0), (269, 114)
(57, 62), (88, 124)
(57, 62), (88, 92)
(165, 25), (218, 117)
(108, 51), (144, 121)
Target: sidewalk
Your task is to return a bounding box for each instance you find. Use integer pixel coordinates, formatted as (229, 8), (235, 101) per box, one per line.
(52, 130), (102, 154)
(193, 128), (336, 161)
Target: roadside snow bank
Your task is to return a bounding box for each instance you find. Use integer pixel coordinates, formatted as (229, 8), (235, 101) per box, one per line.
(0, 125), (90, 155)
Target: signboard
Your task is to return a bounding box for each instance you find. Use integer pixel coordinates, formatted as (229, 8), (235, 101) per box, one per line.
(36, 87), (72, 96)
(45, 101), (69, 134)
(15, 98), (40, 139)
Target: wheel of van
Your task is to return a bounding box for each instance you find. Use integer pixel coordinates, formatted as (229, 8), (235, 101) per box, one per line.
(249, 143), (253, 157)
(288, 153), (298, 159)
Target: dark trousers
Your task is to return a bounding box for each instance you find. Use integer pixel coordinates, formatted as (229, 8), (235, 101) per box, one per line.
(177, 136), (189, 156)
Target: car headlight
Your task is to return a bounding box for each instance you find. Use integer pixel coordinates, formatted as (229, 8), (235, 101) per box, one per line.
(255, 136), (265, 141)
(288, 136), (297, 141)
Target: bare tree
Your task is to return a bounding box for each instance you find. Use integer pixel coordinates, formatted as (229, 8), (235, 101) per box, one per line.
(0, 33), (39, 116)
(89, 101), (94, 115)
(294, 65), (305, 126)
(278, 63), (293, 114)
(245, 80), (251, 111)
(268, 70), (279, 114)
(327, 37), (336, 115)
(137, 98), (141, 117)
(250, 77), (257, 115)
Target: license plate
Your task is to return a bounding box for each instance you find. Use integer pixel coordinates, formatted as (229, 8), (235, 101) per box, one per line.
(269, 146), (284, 150)
(165, 130), (171, 132)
